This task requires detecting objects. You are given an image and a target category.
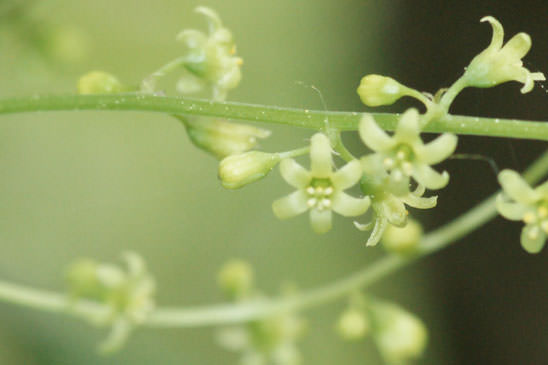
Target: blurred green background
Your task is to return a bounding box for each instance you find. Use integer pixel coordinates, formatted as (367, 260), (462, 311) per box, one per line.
(1, 0), (548, 364)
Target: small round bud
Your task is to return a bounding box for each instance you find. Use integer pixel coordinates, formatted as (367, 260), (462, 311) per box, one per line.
(78, 71), (124, 94)
(357, 74), (410, 107)
(382, 218), (423, 254)
(372, 302), (428, 363)
(336, 308), (370, 341)
(218, 259), (254, 299)
(219, 152), (280, 189)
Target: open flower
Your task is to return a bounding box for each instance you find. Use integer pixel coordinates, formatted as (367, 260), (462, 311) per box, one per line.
(496, 169), (548, 253)
(176, 6), (243, 100)
(272, 133), (370, 234)
(463, 16), (545, 93)
(359, 109), (457, 192)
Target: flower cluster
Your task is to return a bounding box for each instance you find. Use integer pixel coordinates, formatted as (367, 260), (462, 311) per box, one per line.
(66, 252), (155, 353)
(217, 261), (306, 365)
(496, 169), (548, 253)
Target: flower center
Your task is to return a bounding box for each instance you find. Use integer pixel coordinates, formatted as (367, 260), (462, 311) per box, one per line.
(523, 201), (548, 236)
(306, 178), (334, 211)
(383, 144), (415, 179)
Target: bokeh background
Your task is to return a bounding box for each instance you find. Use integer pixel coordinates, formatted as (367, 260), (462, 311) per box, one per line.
(1, 0), (548, 364)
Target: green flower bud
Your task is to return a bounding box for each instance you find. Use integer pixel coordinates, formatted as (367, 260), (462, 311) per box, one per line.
(382, 218), (423, 254)
(78, 71), (124, 95)
(219, 151), (280, 189)
(178, 116), (271, 159)
(357, 74), (413, 107)
(336, 308), (370, 341)
(218, 259), (254, 299)
(371, 301), (428, 363)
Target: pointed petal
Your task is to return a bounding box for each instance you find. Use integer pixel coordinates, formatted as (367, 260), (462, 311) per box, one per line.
(496, 194), (527, 220)
(310, 133), (333, 177)
(279, 159), (310, 188)
(416, 133), (458, 165)
(365, 216), (388, 247)
(501, 32), (531, 60)
(358, 114), (396, 152)
(498, 169), (539, 204)
(272, 190), (309, 219)
(520, 225), (546, 254)
(413, 164), (449, 190)
(332, 160), (362, 190)
(176, 29), (207, 49)
(310, 209), (332, 234)
(332, 192), (370, 217)
(401, 193), (437, 209)
(394, 108), (420, 144)
(480, 16), (504, 50)
(354, 220), (373, 231)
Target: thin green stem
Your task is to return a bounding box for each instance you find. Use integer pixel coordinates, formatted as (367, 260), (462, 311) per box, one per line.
(1, 94), (548, 141)
(279, 146), (309, 159)
(333, 131), (357, 162)
(2, 150), (547, 328)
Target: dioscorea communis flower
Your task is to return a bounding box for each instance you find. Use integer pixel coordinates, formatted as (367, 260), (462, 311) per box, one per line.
(496, 169), (548, 253)
(272, 133), (370, 234)
(359, 108), (457, 194)
(463, 16), (545, 94)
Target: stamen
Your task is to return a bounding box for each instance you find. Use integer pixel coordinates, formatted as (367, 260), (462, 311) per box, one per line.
(307, 198), (317, 207)
(324, 187), (334, 195)
(306, 186), (315, 195)
(383, 157), (395, 168)
(523, 212), (536, 224)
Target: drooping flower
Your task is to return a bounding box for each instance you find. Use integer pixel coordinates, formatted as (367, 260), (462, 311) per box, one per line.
(356, 154), (436, 246)
(358, 108), (457, 193)
(175, 6), (243, 100)
(357, 74), (427, 107)
(272, 133), (370, 234)
(463, 16), (545, 93)
(496, 169), (548, 253)
(219, 151), (281, 189)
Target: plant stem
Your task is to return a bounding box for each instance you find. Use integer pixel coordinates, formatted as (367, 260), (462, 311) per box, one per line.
(2, 150), (547, 328)
(1, 94), (548, 141)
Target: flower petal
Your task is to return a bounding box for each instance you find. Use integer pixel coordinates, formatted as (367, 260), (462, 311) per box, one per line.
(480, 16), (504, 51)
(520, 225), (546, 254)
(401, 193), (437, 209)
(332, 160), (363, 190)
(415, 133), (458, 165)
(310, 133), (333, 177)
(365, 215), (388, 247)
(332, 192), (371, 217)
(381, 196), (408, 227)
(394, 108), (420, 144)
(412, 164), (449, 190)
(176, 29), (208, 49)
(358, 114), (396, 152)
(310, 209), (332, 234)
(272, 190), (309, 219)
(280, 159), (310, 188)
(495, 194), (527, 220)
(498, 169), (539, 204)
(501, 32), (531, 60)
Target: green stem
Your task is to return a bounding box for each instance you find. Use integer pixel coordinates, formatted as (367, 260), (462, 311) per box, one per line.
(1, 94), (548, 141)
(2, 150), (547, 328)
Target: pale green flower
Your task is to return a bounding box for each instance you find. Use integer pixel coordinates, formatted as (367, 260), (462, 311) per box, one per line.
(496, 169), (548, 253)
(176, 6), (243, 100)
(356, 154), (436, 246)
(272, 133), (370, 234)
(66, 252), (155, 353)
(359, 108), (457, 192)
(464, 16), (545, 93)
(219, 151), (281, 189)
(357, 74), (427, 107)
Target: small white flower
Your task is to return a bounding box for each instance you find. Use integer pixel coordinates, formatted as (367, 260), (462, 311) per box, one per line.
(272, 133), (370, 234)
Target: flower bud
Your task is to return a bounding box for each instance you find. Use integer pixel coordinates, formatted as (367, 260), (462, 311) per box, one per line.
(180, 116), (271, 159)
(78, 71), (124, 94)
(382, 218), (423, 254)
(336, 308), (370, 340)
(357, 74), (412, 107)
(217, 259), (254, 299)
(219, 151), (280, 189)
(371, 301), (428, 363)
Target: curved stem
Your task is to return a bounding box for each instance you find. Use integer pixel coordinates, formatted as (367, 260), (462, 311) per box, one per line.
(1, 94), (548, 141)
(2, 150), (548, 328)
